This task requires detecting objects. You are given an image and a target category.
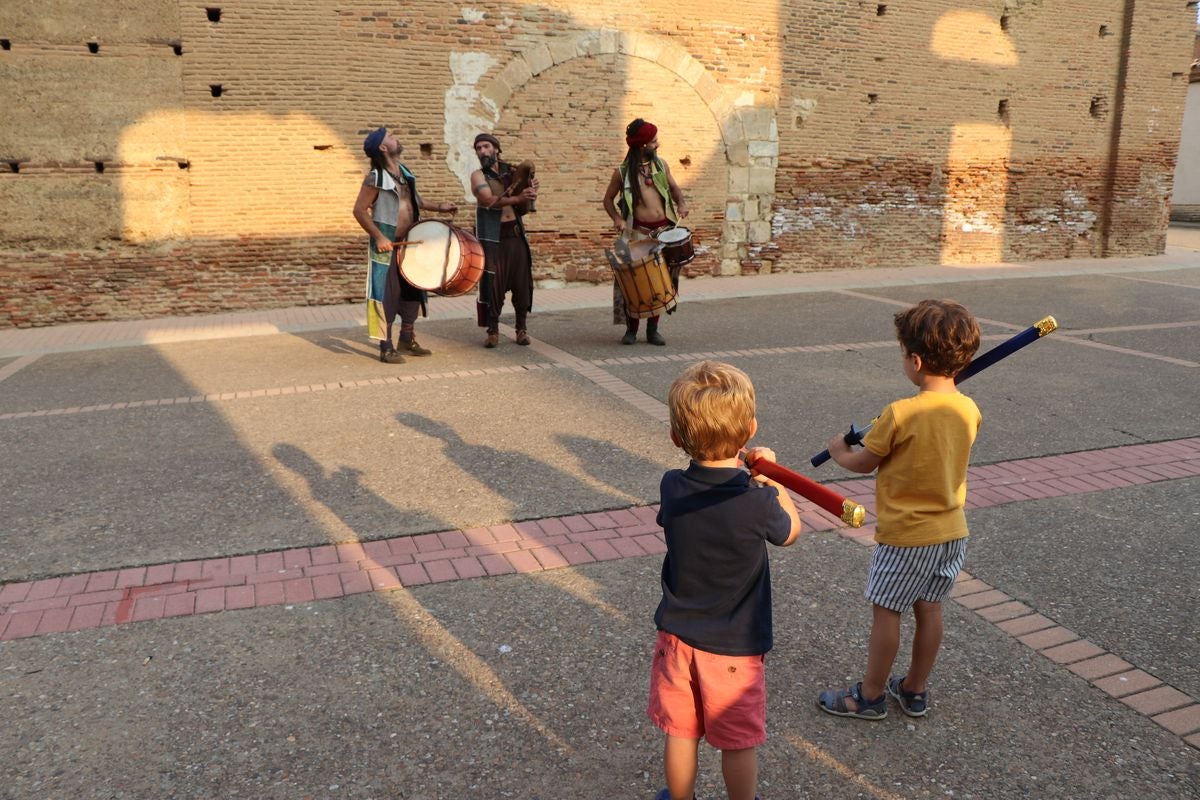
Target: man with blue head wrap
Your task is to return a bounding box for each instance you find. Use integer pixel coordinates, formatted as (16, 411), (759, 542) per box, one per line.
(352, 126), (459, 362)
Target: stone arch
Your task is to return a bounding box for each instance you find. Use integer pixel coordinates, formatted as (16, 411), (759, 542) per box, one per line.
(447, 28), (778, 276)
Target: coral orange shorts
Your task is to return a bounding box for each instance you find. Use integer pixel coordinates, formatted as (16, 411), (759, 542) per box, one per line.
(646, 630), (767, 750)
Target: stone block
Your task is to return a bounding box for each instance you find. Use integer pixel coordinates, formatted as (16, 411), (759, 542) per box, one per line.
(748, 220), (772, 243)
(749, 140), (780, 158)
(524, 44), (553, 76)
(497, 57), (532, 91)
(748, 167), (776, 194)
(729, 167), (750, 193)
(726, 142), (750, 167)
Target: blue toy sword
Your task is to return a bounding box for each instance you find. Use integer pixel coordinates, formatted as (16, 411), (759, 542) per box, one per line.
(810, 315), (1058, 467)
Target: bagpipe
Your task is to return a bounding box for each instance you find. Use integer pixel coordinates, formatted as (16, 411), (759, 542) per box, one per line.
(810, 315), (1058, 467)
(487, 160), (536, 215)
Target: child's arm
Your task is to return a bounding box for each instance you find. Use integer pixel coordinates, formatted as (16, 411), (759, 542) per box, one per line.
(744, 448), (802, 546)
(826, 433), (883, 474)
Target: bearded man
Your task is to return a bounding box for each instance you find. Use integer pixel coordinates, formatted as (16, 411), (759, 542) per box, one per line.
(470, 133), (539, 348)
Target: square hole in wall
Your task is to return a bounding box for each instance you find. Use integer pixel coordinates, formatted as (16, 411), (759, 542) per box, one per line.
(1090, 96), (1108, 118)
(206, 8), (221, 23)
(210, 84), (223, 97)
(87, 41), (99, 54)
(420, 143), (433, 157)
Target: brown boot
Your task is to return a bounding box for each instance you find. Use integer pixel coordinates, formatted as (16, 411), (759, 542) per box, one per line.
(399, 339), (432, 356)
(484, 331), (499, 348)
(515, 329), (531, 346)
(379, 347), (405, 364)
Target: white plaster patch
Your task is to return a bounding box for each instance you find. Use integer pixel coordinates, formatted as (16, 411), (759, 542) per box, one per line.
(944, 208), (1003, 235)
(772, 192), (931, 239)
(444, 51), (500, 199)
(460, 7), (485, 23)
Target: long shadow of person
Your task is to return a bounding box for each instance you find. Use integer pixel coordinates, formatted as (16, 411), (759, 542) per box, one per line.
(556, 433), (678, 506)
(272, 442), (450, 540)
(394, 412), (630, 522)
(286, 329), (381, 361)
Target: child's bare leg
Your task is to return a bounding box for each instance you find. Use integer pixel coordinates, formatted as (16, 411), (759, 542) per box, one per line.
(862, 603), (902, 700)
(721, 747), (758, 800)
(664, 735), (699, 800)
(904, 600), (944, 693)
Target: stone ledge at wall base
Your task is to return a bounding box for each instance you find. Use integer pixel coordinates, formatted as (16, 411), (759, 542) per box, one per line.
(1170, 206), (1200, 224)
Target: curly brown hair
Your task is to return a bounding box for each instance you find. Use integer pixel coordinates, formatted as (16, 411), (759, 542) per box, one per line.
(893, 299), (981, 377)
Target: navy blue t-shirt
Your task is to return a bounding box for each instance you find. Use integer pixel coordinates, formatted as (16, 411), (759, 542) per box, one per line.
(654, 462), (793, 656)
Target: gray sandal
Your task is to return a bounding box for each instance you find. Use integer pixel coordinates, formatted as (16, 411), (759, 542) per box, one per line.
(887, 675), (929, 717)
(817, 681), (888, 720)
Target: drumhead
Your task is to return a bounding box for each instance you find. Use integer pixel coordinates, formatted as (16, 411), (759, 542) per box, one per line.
(401, 220), (462, 290)
(627, 239), (661, 263)
(656, 226), (691, 243)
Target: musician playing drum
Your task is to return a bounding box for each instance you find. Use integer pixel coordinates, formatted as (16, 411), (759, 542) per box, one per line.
(602, 118), (690, 346)
(352, 126), (458, 363)
(470, 133), (538, 348)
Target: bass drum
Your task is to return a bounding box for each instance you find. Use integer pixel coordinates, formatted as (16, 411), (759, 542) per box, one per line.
(613, 240), (678, 319)
(398, 220), (485, 297)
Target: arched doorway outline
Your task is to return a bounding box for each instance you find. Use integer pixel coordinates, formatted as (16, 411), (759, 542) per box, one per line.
(457, 27), (778, 275)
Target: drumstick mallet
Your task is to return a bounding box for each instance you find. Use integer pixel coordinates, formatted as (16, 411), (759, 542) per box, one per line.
(741, 451), (867, 528)
(810, 315), (1059, 467)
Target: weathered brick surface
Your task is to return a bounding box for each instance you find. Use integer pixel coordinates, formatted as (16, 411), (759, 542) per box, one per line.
(1, 2), (1193, 326)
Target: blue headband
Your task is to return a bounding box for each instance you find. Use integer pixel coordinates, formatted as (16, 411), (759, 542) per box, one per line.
(363, 127), (387, 158)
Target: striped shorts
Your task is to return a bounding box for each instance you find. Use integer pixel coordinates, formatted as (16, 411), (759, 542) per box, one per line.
(865, 538), (968, 612)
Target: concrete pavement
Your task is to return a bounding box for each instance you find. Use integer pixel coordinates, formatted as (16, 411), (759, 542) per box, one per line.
(1, 229), (1198, 798)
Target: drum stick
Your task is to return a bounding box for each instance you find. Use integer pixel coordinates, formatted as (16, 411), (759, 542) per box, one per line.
(741, 453), (867, 528)
(810, 315), (1058, 467)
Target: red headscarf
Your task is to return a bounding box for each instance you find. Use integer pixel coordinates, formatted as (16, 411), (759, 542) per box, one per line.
(625, 120), (657, 148)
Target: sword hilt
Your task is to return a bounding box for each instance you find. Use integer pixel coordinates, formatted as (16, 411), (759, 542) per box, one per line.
(809, 422), (870, 467)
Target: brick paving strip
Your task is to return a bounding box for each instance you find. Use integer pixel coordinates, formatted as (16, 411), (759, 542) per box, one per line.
(2, 437), (1198, 748)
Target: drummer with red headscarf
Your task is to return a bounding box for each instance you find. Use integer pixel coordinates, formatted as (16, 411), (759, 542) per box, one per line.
(602, 118), (690, 346)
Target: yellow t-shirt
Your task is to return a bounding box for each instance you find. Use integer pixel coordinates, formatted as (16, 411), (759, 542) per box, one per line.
(863, 390), (982, 547)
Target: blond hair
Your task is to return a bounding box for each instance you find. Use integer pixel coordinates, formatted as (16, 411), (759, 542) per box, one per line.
(668, 361), (756, 461)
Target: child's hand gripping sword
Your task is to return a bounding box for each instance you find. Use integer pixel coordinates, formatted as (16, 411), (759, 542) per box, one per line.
(810, 315), (1058, 467)
(742, 452), (867, 528)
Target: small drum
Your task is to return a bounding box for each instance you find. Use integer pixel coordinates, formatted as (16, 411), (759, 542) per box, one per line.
(399, 220), (485, 297)
(613, 242), (678, 319)
(656, 226), (694, 268)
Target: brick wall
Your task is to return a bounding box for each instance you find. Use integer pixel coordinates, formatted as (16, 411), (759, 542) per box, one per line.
(0, 1), (1194, 327)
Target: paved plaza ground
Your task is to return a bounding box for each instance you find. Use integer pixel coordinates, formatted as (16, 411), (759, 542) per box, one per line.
(1, 228), (1198, 799)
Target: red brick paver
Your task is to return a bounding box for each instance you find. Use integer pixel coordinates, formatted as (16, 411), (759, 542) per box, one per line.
(2, 438), (1197, 748)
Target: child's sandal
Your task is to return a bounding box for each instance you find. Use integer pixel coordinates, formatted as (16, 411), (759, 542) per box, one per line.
(887, 674), (929, 717)
(817, 681), (888, 719)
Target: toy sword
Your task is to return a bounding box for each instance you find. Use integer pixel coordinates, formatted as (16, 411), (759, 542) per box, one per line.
(810, 315), (1058, 467)
(742, 454), (867, 527)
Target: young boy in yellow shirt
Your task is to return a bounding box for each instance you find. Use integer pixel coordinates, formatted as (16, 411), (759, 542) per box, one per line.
(818, 299), (981, 719)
